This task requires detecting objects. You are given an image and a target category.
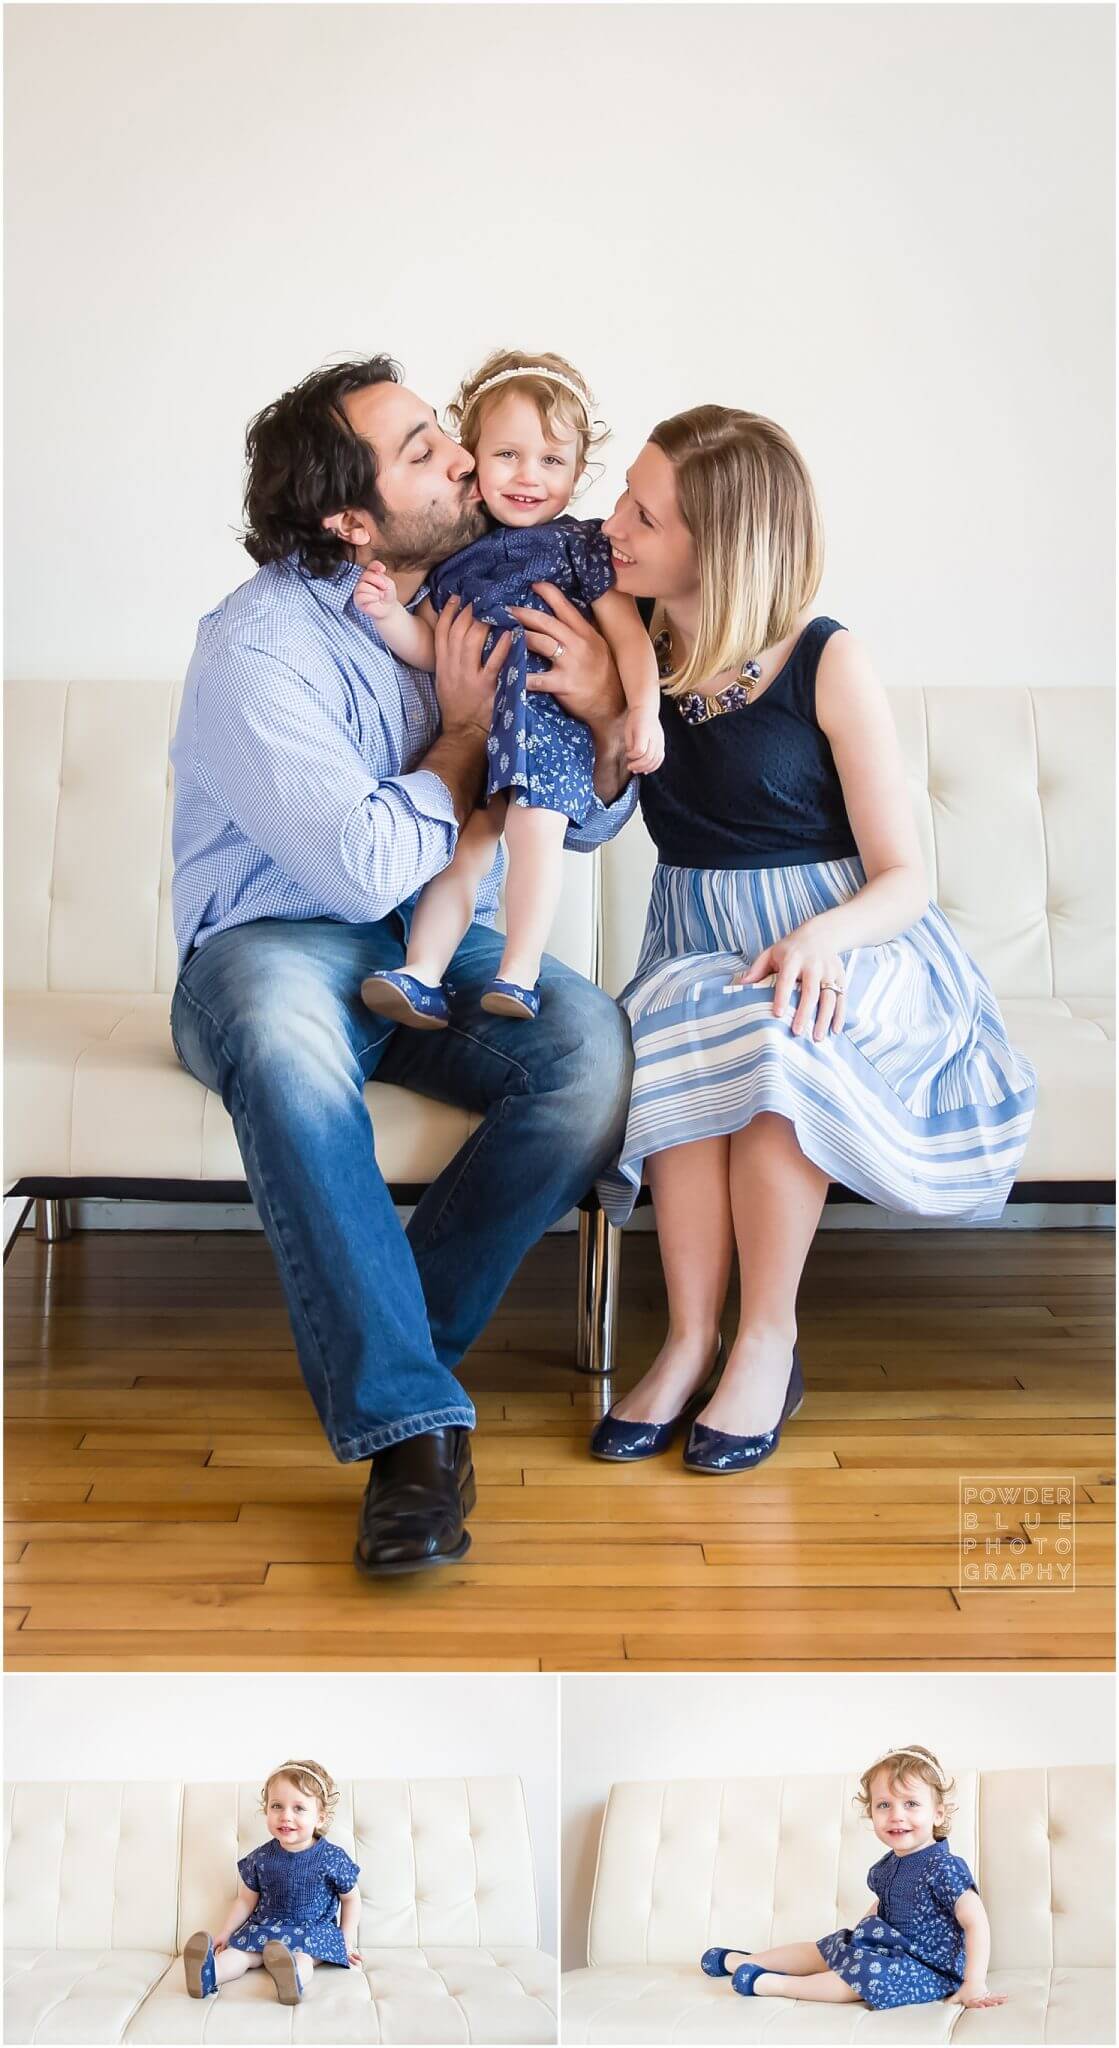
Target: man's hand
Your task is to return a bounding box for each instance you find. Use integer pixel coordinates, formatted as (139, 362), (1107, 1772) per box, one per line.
(434, 595), (510, 741)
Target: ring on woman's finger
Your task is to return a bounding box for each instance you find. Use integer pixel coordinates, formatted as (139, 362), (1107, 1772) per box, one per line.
(551, 640), (565, 660)
(820, 978), (844, 994)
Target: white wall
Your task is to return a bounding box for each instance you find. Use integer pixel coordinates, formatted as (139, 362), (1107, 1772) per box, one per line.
(560, 1672), (1116, 1968)
(4, 4), (1113, 689)
(3, 1672), (560, 1953)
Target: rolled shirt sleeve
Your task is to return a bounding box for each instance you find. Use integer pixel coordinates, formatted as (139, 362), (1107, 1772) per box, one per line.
(563, 773), (639, 852)
(194, 646), (461, 924)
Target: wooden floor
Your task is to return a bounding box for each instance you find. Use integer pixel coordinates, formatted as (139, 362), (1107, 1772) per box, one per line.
(4, 1225), (1114, 1671)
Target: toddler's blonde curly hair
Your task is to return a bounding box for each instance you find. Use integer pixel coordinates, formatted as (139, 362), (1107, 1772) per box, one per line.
(447, 348), (610, 481)
(855, 1745), (957, 1840)
(259, 1759), (339, 1839)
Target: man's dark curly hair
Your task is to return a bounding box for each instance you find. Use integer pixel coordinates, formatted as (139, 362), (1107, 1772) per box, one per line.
(242, 355), (402, 579)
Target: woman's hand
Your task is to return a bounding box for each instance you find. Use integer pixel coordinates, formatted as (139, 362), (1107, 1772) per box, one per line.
(947, 1982), (1008, 2008)
(732, 926), (847, 1040)
(509, 583), (625, 728)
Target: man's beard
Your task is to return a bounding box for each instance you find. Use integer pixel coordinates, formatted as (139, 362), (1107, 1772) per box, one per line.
(375, 489), (488, 575)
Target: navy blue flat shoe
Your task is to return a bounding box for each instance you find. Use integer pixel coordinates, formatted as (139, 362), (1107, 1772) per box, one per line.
(480, 976), (541, 1020)
(683, 1346), (804, 1474)
(590, 1341), (725, 1462)
(731, 1962), (765, 1997)
(700, 1946), (749, 1978)
(184, 1931), (218, 1999)
(360, 969), (450, 1029)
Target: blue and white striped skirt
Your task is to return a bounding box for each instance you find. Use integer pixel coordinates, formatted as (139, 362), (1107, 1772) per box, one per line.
(597, 859), (1037, 1225)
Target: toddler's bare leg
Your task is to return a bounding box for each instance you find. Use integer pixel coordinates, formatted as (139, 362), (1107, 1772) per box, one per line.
(294, 1952), (315, 1984)
(214, 1949), (261, 1982)
(754, 1969), (861, 2002)
(497, 802), (569, 988)
(746, 1942), (833, 1975)
(405, 801), (507, 986)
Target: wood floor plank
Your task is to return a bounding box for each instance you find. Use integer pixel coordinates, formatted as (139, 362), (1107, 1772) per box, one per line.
(5, 1226), (1112, 1670)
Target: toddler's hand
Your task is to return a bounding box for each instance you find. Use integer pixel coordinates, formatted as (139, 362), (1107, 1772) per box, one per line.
(625, 705), (665, 775)
(354, 561), (399, 621)
(948, 1982), (1008, 2008)
(348, 1949), (363, 1968)
(214, 1940), (228, 1955)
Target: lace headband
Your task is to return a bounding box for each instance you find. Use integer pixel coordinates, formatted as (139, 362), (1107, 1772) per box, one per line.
(463, 365), (591, 419)
(865, 1748), (948, 1790)
(269, 1761), (330, 1804)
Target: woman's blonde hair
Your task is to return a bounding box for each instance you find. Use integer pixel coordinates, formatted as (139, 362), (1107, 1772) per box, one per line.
(649, 405), (824, 698)
(448, 348), (610, 479)
(260, 1759), (339, 1838)
(856, 1745), (957, 1840)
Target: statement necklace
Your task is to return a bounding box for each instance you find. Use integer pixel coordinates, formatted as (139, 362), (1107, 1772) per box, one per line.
(654, 626), (763, 726)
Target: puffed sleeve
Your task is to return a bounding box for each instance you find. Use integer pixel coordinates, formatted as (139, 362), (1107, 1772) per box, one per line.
(324, 1844), (361, 1894)
(866, 1851), (891, 1898)
(930, 1850), (979, 1910)
(236, 1849), (262, 1893)
(568, 519), (616, 607)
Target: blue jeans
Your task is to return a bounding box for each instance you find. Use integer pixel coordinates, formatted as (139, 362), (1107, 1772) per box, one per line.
(170, 912), (632, 1461)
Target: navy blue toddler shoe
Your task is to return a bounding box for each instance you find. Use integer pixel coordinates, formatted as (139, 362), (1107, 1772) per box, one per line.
(360, 969), (450, 1029)
(731, 1962), (766, 1996)
(700, 1946), (748, 1978)
(590, 1341), (725, 1462)
(184, 1931), (218, 1999)
(480, 976), (542, 1020)
(683, 1346), (804, 1474)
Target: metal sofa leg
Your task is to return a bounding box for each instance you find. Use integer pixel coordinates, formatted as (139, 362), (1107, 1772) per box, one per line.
(35, 1199), (72, 1243)
(576, 1202), (621, 1375)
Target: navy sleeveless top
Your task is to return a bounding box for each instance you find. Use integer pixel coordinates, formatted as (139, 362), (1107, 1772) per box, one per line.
(638, 614), (859, 871)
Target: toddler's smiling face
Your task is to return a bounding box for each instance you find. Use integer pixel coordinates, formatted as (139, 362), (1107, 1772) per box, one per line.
(868, 1769), (945, 1856)
(265, 1774), (322, 1852)
(472, 390), (580, 530)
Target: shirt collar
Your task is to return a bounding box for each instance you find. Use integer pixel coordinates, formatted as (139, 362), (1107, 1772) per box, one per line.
(291, 554), (429, 615)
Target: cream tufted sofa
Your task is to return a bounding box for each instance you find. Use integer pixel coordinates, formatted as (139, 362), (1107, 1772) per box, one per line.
(3, 1775), (556, 2044)
(4, 683), (1113, 1368)
(561, 1766), (1115, 2044)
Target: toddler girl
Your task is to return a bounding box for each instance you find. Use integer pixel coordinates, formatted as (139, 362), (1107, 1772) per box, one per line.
(357, 348), (661, 1026)
(184, 1759), (361, 2006)
(701, 1745), (1007, 2010)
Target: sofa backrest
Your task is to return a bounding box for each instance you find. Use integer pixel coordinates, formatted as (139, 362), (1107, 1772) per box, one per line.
(4, 1781), (184, 1953)
(599, 686), (1114, 1000)
(5, 1776), (539, 1953)
(585, 1767), (1114, 1972)
(3, 680), (596, 993)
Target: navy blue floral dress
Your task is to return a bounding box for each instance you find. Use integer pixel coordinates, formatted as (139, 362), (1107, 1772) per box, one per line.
(816, 1838), (978, 2009)
(427, 517), (615, 824)
(228, 1836), (360, 1966)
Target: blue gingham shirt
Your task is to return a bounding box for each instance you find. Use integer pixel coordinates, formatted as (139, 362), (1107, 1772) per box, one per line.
(171, 554), (637, 963)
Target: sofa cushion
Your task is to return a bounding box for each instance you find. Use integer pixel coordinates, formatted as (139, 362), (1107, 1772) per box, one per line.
(5, 991), (1114, 1190)
(559, 1964), (1115, 2044)
(4, 1949), (173, 2045)
(3, 994), (476, 1186)
(124, 1946), (556, 2045)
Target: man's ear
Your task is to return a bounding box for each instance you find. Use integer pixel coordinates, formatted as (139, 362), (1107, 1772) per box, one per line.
(322, 508), (376, 548)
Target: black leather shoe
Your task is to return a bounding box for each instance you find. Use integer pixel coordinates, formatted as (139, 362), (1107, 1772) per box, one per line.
(353, 1427), (476, 1577)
